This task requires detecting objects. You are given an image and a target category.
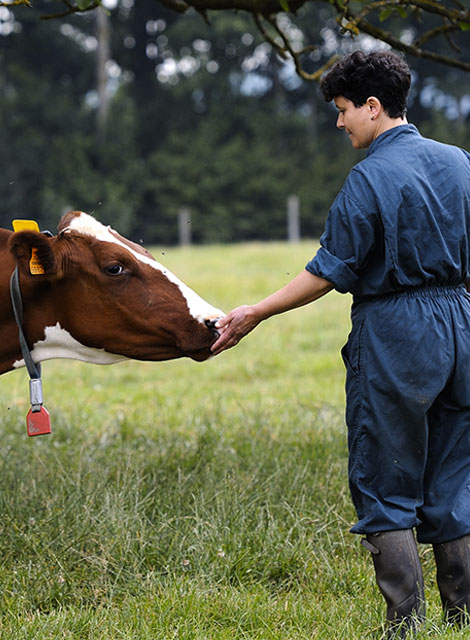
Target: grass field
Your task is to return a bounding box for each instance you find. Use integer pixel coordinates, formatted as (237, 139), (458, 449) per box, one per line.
(0, 241), (468, 639)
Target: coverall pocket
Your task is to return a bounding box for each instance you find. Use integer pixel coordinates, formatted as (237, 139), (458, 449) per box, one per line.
(341, 317), (365, 377)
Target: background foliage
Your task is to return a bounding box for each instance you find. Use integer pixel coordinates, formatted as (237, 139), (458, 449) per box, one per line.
(1, 0), (469, 244)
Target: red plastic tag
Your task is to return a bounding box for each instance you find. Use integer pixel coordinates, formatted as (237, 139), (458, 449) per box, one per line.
(27, 406), (51, 437)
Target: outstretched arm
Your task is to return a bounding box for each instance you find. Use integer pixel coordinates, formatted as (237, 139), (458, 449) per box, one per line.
(211, 270), (334, 355)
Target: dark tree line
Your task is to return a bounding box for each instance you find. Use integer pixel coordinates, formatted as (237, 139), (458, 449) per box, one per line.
(1, 0), (469, 244)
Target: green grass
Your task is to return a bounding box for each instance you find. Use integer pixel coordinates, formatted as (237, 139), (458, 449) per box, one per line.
(0, 241), (467, 638)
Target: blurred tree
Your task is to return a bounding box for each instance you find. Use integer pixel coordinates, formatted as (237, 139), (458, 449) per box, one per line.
(5, 0), (470, 78)
(0, 0), (144, 233)
(112, 7), (358, 242)
(0, 0), (468, 244)
(0, 3), (95, 229)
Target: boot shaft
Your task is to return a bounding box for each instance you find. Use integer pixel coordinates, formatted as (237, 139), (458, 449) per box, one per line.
(433, 534), (470, 625)
(363, 529), (425, 637)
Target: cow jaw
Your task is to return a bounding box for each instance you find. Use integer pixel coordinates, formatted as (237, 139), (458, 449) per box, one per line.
(13, 322), (128, 369)
(62, 213), (224, 324)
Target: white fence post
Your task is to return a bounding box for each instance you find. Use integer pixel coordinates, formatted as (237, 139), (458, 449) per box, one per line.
(287, 194), (300, 243)
(178, 206), (192, 246)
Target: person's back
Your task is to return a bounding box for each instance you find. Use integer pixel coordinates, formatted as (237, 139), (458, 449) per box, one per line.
(356, 125), (470, 292)
(316, 124), (470, 299)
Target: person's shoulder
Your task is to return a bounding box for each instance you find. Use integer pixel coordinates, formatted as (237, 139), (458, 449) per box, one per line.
(346, 155), (380, 186)
(339, 162), (377, 209)
(415, 131), (469, 159)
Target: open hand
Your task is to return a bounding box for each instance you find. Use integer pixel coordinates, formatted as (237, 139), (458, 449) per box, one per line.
(211, 305), (261, 355)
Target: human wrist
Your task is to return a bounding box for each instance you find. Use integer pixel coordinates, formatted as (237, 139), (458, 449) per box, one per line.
(251, 301), (272, 322)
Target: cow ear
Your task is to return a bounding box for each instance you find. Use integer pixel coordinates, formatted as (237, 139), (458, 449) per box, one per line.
(8, 231), (57, 277)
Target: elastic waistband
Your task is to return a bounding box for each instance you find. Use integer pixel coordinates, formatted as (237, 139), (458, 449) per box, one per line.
(353, 284), (467, 304)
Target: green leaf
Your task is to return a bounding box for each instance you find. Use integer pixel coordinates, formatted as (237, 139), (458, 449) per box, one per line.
(279, 0), (289, 11)
(75, 0), (95, 9)
(380, 6), (407, 21)
(460, 21), (470, 31)
(379, 8), (393, 21)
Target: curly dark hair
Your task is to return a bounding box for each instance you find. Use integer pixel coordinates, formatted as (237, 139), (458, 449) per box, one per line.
(320, 51), (411, 119)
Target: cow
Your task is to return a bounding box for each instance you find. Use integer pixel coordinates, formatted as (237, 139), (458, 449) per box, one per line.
(1, 211), (223, 377)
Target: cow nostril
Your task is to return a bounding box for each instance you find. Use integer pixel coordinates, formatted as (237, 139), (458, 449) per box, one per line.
(204, 317), (221, 338)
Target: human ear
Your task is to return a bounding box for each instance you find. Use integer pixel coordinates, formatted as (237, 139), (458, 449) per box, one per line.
(366, 96), (381, 121)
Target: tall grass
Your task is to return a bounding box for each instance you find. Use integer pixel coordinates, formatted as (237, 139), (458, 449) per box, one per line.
(0, 242), (467, 638)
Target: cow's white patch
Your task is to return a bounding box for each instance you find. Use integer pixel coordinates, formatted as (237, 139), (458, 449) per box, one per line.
(13, 322), (127, 369)
(63, 213), (223, 323)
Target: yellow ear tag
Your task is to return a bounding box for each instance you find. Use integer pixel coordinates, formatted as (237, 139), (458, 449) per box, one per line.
(11, 220), (45, 275)
(29, 248), (45, 275)
(12, 219), (40, 233)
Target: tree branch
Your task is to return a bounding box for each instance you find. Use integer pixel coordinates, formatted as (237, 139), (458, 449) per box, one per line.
(0, 0), (31, 6)
(5, 0), (470, 78)
(254, 13), (338, 81)
(342, 10), (470, 72)
(159, 0), (191, 14)
(415, 22), (461, 48)
(40, 0), (101, 20)
(168, 0), (470, 76)
(399, 0), (470, 22)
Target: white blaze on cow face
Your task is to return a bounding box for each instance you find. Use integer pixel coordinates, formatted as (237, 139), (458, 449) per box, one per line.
(62, 213), (223, 323)
(13, 322), (128, 369)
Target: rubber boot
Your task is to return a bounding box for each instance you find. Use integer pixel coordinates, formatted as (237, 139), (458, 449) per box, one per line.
(433, 535), (470, 626)
(361, 529), (425, 639)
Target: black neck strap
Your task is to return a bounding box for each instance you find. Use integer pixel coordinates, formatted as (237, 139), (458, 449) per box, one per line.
(9, 265), (42, 380)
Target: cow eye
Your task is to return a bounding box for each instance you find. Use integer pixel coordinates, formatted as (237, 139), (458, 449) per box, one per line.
(105, 264), (125, 276)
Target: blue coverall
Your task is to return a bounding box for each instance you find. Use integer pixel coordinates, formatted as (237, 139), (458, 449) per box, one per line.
(306, 124), (470, 544)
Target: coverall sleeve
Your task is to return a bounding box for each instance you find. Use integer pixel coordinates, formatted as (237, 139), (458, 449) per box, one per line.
(305, 174), (378, 294)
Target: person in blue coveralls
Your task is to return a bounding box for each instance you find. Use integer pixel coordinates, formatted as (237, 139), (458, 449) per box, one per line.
(211, 50), (470, 638)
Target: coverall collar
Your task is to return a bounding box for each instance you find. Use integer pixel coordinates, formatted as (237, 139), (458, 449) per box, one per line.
(367, 124), (420, 157)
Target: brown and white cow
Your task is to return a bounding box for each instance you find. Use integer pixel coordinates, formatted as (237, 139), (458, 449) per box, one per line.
(0, 211), (223, 376)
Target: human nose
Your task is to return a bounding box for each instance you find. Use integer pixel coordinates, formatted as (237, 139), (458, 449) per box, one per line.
(336, 113), (344, 129)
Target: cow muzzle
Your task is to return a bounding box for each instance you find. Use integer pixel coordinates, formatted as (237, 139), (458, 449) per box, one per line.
(204, 317), (221, 339)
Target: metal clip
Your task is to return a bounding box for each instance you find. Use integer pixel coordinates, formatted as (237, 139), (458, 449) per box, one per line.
(29, 378), (44, 413)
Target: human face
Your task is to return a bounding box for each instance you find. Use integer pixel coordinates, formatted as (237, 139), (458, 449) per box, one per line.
(334, 96), (376, 149)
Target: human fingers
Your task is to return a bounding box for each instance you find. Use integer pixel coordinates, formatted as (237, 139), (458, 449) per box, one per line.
(214, 312), (233, 331)
(211, 306), (257, 355)
(211, 317), (242, 354)
(211, 328), (237, 355)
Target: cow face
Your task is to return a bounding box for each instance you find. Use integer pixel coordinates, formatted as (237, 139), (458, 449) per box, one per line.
(8, 212), (223, 365)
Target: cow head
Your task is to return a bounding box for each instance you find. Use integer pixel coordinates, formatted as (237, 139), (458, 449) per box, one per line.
(8, 212), (223, 365)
